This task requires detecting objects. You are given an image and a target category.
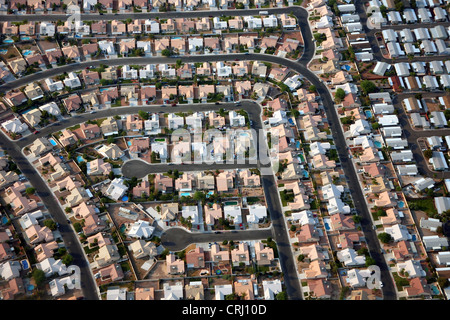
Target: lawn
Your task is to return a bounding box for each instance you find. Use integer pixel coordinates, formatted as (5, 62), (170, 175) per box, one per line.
(407, 198), (437, 215)
(392, 272), (409, 291)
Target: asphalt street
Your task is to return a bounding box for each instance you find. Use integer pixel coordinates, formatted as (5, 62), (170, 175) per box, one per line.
(161, 227), (272, 251)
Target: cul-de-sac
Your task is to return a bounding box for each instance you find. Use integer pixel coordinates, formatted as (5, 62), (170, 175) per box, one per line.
(0, 0), (449, 302)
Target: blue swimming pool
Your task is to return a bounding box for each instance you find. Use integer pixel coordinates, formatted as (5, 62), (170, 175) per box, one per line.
(21, 37), (31, 41)
(339, 269), (347, 276)
(49, 138), (57, 146)
(122, 196), (129, 202)
(365, 110), (373, 118)
(127, 141), (132, 146)
(412, 234), (417, 241)
(431, 285), (440, 295)
(206, 191), (214, 198)
(180, 192), (192, 197)
(22, 50), (33, 56)
(302, 170), (309, 178)
(324, 222), (330, 231)
(342, 65), (351, 71)
(76, 156), (85, 163)
(0, 50), (7, 55)
(1, 216), (9, 225)
(3, 39), (14, 43)
(27, 285), (35, 291)
(374, 141), (382, 148)
(21, 259), (29, 270)
(398, 201), (405, 208)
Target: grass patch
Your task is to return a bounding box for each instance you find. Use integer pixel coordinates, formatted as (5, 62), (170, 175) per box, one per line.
(407, 198), (437, 215)
(392, 272), (409, 291)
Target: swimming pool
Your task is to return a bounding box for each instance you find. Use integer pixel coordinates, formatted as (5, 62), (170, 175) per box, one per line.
(27, 285), (35, 292)
(23, 50), (33, 56)
(180, 192), (192, 197)
(3, 39), (14, 44)
(21, 259), (29, 270)
(76, 155), (85, 163)
(342, 65), (351, 71)
(431, 285), (440, 295)
(119, 224), (126, 233)
(224, 201), (238, 206)
(374, 141), (382, 148)
(21, 36), (31, 41)
(365, 110), (373, 118)
(1, 216), (8, 225)
(49, 138), (57, 146)
(302, 170), (309, 178)
(122, 196), (129, 202)
(0, 50), (7, 55)
(323, 218), (331, 231)
(206, 191), (214, 198)
(398, 201), (405, 208)
(127, 141), (132, 146)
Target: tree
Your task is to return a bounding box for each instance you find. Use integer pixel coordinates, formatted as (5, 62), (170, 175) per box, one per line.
(73, 222), (83, 233)
(62, 254), (73, 266)
(360, 80), (377, 95)
(423, 149), (433, 159)
(193, 191), (206, 202)
(107, 136), (115, 144)
(309, 85), (316, 93)
(161, 48), (172, 57)
(32, 269), (46, 288)
(378, 232), (392, 244)
(335, 88), (346, 101)
(353, 215), (361, 224)
(26, 187), (36, 195)
(138, 110), (149, 120)
(44, 219), (57, 231)
(365, 256), (376, 267)
(275, 291), (287, 300)
(313, 32), (327, 45)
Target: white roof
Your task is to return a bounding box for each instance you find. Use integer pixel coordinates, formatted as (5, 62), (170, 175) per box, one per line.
(385, 224), (412, 242)
(336, 248), (366, 266)
(262, 279), (282, 300)
(163, 283), (183, 300)
(107, 287), (127, 300)
(19, 210), (43, 229)
(215, 284), (233, 300)
(127, 219), (155, 239)
(105, 178), (128, 201)
(36, 257), (68, 277)
(224, 205), (242, 224)
(0, 260), (21, 281)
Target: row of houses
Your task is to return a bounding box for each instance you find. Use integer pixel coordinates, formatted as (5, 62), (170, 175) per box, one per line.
(1, 13), (296, 39)
(4, 0), (285, 14)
